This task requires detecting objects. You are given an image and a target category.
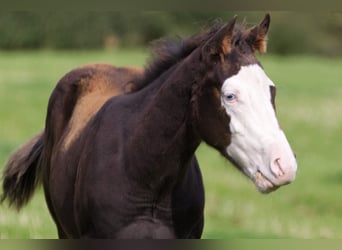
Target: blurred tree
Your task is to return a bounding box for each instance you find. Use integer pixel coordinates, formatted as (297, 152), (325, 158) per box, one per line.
(0, 12), (340, 56)
(0, 12), (45, 49)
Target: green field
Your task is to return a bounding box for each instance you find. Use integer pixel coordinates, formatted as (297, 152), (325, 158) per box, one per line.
(0, 50), (342, 238)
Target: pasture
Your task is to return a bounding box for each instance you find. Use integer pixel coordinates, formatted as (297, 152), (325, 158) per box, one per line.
(0, 49), (342, 238)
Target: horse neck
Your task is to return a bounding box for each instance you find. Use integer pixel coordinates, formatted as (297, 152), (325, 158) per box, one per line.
(127, 56), (203, 183)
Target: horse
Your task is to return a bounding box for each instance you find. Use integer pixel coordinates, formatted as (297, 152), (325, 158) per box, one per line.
(1, 14), (297, 238)
(2, 64), (206, 238)
(2, 64), (207, 238)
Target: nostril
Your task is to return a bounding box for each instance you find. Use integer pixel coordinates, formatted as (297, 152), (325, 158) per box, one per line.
(271, 158), (285, 177)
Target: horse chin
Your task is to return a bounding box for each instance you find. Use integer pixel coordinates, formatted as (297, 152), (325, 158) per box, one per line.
(254, 171), (279, 194)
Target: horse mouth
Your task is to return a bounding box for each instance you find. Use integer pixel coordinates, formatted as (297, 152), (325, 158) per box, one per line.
(254, 170), (279, 194)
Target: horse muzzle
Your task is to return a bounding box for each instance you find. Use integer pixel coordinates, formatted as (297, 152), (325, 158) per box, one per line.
(254, 134), (297, 193)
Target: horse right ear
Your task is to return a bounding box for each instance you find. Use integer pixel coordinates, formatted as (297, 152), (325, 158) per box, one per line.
(201, 16), (237, 62)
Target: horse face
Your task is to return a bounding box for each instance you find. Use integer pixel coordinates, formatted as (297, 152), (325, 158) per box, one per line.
(199, 14), (297, 193)
(220, 64), (297, 193)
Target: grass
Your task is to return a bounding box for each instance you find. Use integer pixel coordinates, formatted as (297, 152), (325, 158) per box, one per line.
(0, 50), (342, 238)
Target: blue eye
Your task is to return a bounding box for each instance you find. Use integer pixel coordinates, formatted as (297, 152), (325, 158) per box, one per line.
(225, 93), (236, 102)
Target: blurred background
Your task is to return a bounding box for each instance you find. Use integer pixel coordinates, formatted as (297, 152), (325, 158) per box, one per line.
(0, 11), (340, 56)
(0, 11), (342, 238)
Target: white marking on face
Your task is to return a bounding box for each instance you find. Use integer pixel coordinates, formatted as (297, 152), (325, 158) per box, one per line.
(221, 64), (297, 193)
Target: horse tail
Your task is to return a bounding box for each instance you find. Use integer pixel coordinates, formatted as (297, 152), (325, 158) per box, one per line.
(1, 131), (44, 210)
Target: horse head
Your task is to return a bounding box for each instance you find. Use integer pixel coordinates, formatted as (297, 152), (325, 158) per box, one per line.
(193, 14), (297, 193)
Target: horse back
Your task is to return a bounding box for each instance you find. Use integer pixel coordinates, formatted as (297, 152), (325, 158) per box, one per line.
(45, 64), (143, 149)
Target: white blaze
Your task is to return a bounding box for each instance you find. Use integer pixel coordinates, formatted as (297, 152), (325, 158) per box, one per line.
(221, 64), (297, 192)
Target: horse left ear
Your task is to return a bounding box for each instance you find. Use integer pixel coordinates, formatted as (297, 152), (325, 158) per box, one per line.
(244, 13), (271, 54)
(202, 16), (237, 61)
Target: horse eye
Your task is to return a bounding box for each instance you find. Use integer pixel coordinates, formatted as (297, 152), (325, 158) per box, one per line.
(225, 93), (236, 102)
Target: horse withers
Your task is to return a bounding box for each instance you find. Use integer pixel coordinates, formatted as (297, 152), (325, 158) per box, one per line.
(1, 14), (297, 238)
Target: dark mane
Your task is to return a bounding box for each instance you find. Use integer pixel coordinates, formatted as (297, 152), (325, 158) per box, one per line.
(137, 20), (225, 88)
(135, 20), (250, 89)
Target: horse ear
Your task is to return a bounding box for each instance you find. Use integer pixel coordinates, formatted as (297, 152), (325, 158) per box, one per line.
(244, 13), (270, 54)
(202, 16), (237, 61)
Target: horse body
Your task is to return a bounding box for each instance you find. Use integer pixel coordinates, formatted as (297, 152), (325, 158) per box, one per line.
(2, 14), (298, 239)
(67, 63), (202, 238)
(37, 63), (204, 238)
